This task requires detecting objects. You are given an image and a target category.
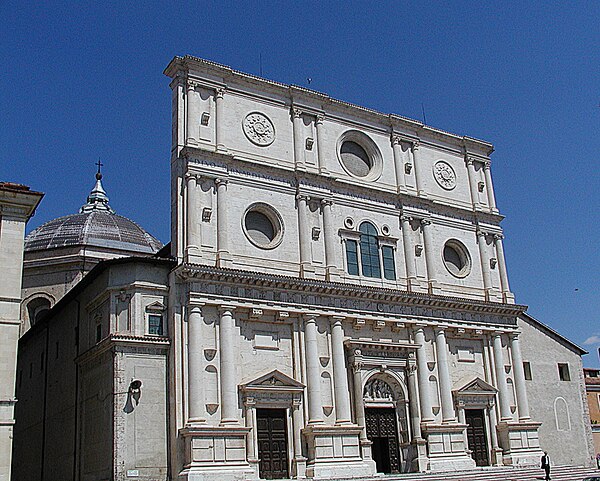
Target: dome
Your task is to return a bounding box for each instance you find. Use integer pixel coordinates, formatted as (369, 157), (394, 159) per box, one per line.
(24, 169), (163, 254)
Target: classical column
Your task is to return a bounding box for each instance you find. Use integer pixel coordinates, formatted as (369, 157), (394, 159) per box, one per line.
(465, 156), (481, 210)
(352, 361), (367, 437)
(412, 142), (427, 197)
(187, 305), (205, 423)
(391, 135), (407, 192)
(321, 199), (339, 276)
(492, 332), (512, 421)
(215, 88), (225, 151)
(493, 234), (511, 297)
(315, 114), (328, 174)
(186, 174), (201, 253)
(330, 316), (352, 424)
(219, 306), (238, 424)
(304, 314), (323, 423)
(401, 216), (417, 282)
(291, 397), (305, 463)
(406, 362), (423, 439)
(477, 229), (492, 297)
(421, 219), (437, 288)
(292, 108), (305, 171)
(414, 326), (434, 422)
(297, 194), (311, 273)
(215, 178), (230, 264)
(186, 80), (199, 144)
(244, 397), (258, 460)
(434, 327), (456, 423)
(483, 160), (498, 212)
(487, 401), (501, 464)
(509, 333), (531, 420)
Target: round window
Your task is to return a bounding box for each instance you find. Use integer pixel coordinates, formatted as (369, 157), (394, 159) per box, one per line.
(340, 141), (371, 177)
(243, 204), (283, 249)
(443, 240), (471, 278)
(336, 130), (383, 181)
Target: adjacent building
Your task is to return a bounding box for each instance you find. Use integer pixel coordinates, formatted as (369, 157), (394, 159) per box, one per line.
(0, 182), (42, 481)
(11, 56), (595, 481)
(584, 366), (600, 457)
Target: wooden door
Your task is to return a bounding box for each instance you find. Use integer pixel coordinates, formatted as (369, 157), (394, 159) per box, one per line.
(465, 409), (489, 466)
(256, 408), (289, 480)
(365, 407), (400, 473)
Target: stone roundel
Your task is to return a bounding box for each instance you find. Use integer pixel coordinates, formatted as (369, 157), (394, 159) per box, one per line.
(243, 112), (275, 146)
(433, 161), (457, 190)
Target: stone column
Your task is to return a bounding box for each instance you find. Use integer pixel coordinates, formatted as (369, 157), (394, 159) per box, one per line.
(421, 219), (437, 289)
(352, 360), (373, 460)
(406, 362), (422, 439)
(219, 306), (238, 424)
(187, 305), (205, 423)
(186, 174), (201, 254)
(215, 178), (230, 266)
(244, 397), (258, 460)
(488, 401), (502, 465)
(483, 160), (498, 212)
(186, 80), (199, 144)
(392, 135), (407, 192)
(292, 108), (306, 171)
(412, 142), (427, 197)
(401, 216), (417, 282)
(291, 396), (306, 472)
(304, 314), (323, 424)
(493, 234), (511, 298)
(215, 88), (225, 151)
(315, 114), (328, 175)
(492, 332), (512, 421)
(509, 333), (531, 420)
(414, 326), (434, 422)
(465, 156), (480, 210)
(321, 199), (339, 276)
(477, 229), (492, 297)
(434, 327), (456, 423)
(330, 316), (352, 424)
(297, 194), (312, 274)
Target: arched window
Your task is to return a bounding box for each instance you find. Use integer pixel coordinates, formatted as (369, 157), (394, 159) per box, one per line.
(27, 297), (51, 326)
(359, 222), (381, 278)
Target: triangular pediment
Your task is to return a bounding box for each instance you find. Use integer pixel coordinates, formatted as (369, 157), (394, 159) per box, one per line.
(241, 370), (304, 391)
(454, 377), (497, 395)
(146, 301), (166, 311)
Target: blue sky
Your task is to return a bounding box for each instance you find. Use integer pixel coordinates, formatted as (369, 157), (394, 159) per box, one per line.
(1, 2), (599, 367)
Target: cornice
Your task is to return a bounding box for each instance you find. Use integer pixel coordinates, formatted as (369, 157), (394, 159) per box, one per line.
(180, 263), (526, 318)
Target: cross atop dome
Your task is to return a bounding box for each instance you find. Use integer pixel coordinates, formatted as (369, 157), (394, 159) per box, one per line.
(80, 161), (114, 213)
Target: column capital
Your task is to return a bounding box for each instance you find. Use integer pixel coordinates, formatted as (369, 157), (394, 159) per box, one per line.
(483, 160), (492, 169)
(219, 305), (236, 315)
(215, 177), (229, 187)
(331, 315), (346, 322)
(420, 218), (432, 227)
(476, 228), (488, 238)
(292, 107), (303, 118)
(391, 134), (403, 146)
(493, 233), (504, 241)
(215, 87), (225, 99)
(187, 79), (200, 90)
(491, 330), (504, 339)
(315, 113), (325, 125)
(400, 214), (413, 223)
(302, 312), (318, 322)
(508, 331), (521, 340)
(434, 325), (449, 334)
(411, 140), (421, 151)
(296, 193), (310, 202)
(320, 198), (333, 207)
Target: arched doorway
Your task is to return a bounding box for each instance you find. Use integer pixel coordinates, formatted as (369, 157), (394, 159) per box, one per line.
(363, 375), (409, 474)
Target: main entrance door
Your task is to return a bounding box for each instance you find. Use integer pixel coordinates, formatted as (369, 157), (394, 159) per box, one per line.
(256, 408), (289, 480)
(365, 407), (400, 474)
(465, 409), (489, 466)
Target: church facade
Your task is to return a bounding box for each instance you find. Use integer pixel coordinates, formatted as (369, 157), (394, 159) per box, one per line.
(11, 55), (594, 481)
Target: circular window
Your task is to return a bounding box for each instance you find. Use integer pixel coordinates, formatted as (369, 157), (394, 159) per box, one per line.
(336, 130), (383, 181)
(242, 203), (283, 249)
(443, 240), (471, 278)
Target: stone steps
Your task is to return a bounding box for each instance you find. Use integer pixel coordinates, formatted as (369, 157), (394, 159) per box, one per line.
(331, 465), (599, 481)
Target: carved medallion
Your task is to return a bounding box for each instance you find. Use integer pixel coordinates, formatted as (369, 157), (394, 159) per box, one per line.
(243, 112), (275, 146)
(433, 161), (457, 190)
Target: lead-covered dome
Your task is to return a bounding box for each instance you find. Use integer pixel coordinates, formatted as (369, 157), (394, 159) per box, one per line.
(25, 170), (162, 254)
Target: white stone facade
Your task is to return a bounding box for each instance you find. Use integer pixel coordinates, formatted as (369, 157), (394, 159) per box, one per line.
(10, 56), (595, 481)
(0, 183), (42, 481)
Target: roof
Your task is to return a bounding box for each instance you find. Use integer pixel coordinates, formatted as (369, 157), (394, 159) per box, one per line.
(24, 170), (162, 254)
(520, 312), (588, 356)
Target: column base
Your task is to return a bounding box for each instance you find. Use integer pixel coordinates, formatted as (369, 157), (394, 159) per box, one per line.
(496, 421), (543, 467)
(303, 424), (376, 479)
(179, 425), (256, 481)
(422, 423), (476, 472)
(325, 266), (343, 282)
(300, 263), (316, 279)
(293, 456), (308, 479)
(410, 438), (429, 472)
(186, 247), (202, 264)
(216, 251), (232, 268)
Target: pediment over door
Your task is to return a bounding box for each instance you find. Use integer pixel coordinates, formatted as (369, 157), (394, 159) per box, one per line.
(454, 377), (497, 395)
(453, 377), (497, 408)
(240, 370), (305, 394)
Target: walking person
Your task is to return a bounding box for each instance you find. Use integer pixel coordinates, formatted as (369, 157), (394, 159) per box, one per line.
(541, 451), (551, 480)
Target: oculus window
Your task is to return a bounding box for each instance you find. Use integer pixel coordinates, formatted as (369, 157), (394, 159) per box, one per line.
(243, 203), (284, 249)
(443, 240), (471, 278)
(336, 130), (383, 181)
(340, 141), (371, 177)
